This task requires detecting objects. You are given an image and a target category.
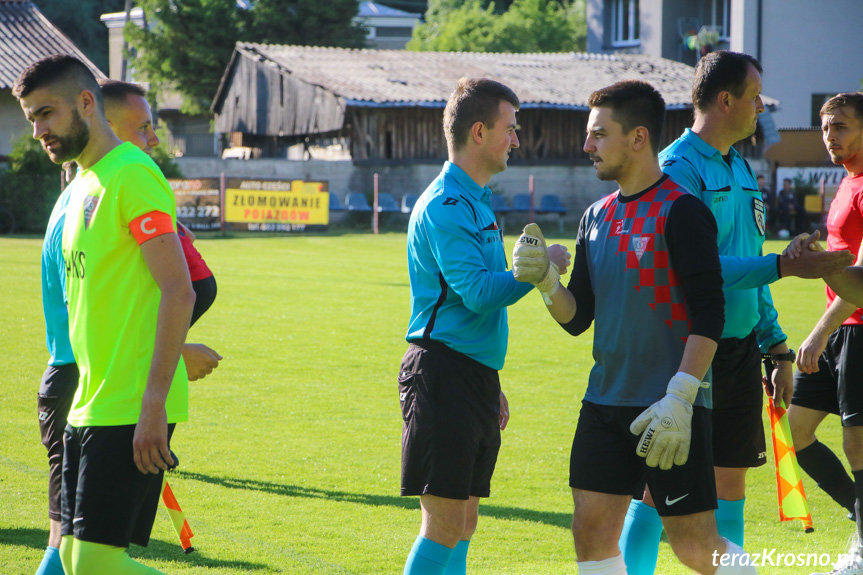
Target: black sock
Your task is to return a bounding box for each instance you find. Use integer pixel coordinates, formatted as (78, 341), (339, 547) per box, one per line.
(853, 469), (863, 541)
(797, 440), (856, 514)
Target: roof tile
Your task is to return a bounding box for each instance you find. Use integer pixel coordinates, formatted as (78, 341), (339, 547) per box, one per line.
(0, 1), (104, 89)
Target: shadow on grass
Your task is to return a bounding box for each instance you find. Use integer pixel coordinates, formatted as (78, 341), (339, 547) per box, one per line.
(129, 537), (269, 571)
(175, 470), (571, 529)
(0, 527), (48, 551)
(0, 527), (267, 571)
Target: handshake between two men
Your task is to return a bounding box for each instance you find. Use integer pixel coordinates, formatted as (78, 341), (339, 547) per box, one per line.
(511, 223), (705, 471)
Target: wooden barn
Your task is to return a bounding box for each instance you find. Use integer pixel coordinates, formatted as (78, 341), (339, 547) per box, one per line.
(211, 43), (774, 163)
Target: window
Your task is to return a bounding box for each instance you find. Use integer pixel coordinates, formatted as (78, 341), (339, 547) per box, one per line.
(710, 0), (731, 40)
(375, 26), (414, 38)
(609, 0), (639, 47)
(812, 94), (835, 127)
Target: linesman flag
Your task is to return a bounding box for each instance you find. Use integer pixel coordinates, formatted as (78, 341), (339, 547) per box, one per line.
(161, 479), (195, 553)
(766, 393), (814, 532)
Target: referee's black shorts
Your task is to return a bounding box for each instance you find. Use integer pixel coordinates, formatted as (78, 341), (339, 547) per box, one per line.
(711, 332), (767, 468)
(61, 423), (176, 548)
(399, 340), (501, 500)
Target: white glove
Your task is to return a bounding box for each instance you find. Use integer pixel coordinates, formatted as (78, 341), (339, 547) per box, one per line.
(630, 372), (708, 470)
(513, 223), (560, 298)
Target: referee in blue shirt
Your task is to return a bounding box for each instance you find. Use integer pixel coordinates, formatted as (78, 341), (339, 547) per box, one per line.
(398, 77), (566, 575)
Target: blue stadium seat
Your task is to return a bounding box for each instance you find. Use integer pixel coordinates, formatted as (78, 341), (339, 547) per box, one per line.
(376, 192), (401, 213)
(346, 192), (372, 211)
(401, 193), (419, 214)
(490, 194), (510, 214)
(537, 194), (567, 214)
(329, 192), (345, 211)
(537, 193), (567, 233)
(511, 193), (532, 212)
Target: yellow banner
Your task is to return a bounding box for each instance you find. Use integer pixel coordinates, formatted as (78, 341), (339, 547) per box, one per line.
(225, 180), (329, 225)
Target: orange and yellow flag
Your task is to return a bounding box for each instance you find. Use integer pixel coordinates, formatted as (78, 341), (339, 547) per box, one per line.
(161, 479), (195, 553)
(766, 395), (814, 532)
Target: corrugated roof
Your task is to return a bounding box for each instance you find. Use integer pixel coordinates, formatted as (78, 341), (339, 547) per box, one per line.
(358, 1), (421, 18)
(0, 0), (104, 89)
(225, 43), (706, 111)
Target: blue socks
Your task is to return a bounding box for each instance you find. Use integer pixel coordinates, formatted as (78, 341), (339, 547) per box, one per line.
(443, 540), (469, 575)
(619, 499), (662, 575)
(619, 498), (746, 573)
(716, 498), (745, 547)
(35, 546), (65, 575)
(404, 536), (454, 575)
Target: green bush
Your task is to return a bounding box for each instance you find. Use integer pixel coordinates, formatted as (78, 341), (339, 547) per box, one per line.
(0, 135), (62, 234)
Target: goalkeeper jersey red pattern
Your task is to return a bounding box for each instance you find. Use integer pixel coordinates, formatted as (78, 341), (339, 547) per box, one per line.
(573, 176), (721, 408)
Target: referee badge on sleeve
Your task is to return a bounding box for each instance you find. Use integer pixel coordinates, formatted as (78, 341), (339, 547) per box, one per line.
(753, 198), (766, 236)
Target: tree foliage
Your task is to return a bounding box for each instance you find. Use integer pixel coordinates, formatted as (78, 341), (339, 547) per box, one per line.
(407, 0), (586, 53)
(126, 0), (243, 115)
(244, 0), (367, 47)
(0, 135), (61, 234)
(35, 0), (126, 74)
(126, 0), (367, 116)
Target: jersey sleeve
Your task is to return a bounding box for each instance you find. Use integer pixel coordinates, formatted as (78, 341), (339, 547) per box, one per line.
(854, 185), (863, 216)
(665, 194), (725, 342)
(423, 196), (532, 314)
(754, 282), (787, 352)
(117, 163), (177, 233)
(560, 209), (595, 336)
(716, 254), (780, 289)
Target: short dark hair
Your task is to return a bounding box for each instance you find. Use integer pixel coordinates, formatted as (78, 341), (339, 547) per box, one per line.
(588, 80), (666, 154)
(12, 54), (102, 109)
(99, 79), (147, 105)
(692, 51), (762, 112)
(443, 77), (520, 151)
(820, 92), (863, 121)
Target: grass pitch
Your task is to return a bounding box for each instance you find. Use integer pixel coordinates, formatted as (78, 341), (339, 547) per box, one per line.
(0, 234), (856, 574)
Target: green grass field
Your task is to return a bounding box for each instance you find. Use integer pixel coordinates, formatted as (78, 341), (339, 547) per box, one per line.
(0, 234), (856, 574)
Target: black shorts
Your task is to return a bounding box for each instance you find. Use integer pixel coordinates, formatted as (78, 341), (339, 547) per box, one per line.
(190, 274), (217, 327)
(399, 340), (501, 500)
(792, 325), (863, 426)
(711, 333), (767, 468)
(569, 401), (716, 517)
(37, 363), (78, 521)
(61, 423), (176, 548)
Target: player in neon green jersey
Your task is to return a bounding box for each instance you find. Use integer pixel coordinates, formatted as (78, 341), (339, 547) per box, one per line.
(15, 55), (195, 575)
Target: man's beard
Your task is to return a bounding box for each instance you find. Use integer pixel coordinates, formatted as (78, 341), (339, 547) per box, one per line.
(595, 160), (624, 182)
(46, 109), (89, 164)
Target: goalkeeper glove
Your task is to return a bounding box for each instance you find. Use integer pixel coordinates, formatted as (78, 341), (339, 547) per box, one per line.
(630, 372), (708, 470)
(513, 223), (560, 301)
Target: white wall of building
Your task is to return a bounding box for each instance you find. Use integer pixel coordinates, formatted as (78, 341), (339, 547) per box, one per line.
(737, 0), (862, 128)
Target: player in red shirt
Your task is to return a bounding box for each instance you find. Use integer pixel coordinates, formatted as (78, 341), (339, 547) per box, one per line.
(788, 92), (863, 575)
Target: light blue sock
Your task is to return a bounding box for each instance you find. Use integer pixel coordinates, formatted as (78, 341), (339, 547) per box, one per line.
(404, 536), (453, 575)
(619, 499), (662, 575)
(443, 540), (469, 575)
(716, 498), (745, 547)
(35, 546), (65, 575)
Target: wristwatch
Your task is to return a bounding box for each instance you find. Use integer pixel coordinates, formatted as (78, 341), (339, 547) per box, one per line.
(762, 349), (796, 362)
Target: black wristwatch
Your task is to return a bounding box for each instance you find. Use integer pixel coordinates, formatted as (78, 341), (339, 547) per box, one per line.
(762, 349), (796, 362)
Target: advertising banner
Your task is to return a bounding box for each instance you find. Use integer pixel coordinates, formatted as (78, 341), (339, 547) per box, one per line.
(224, 179), (329, 232)
(168, 178), (221, 231)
